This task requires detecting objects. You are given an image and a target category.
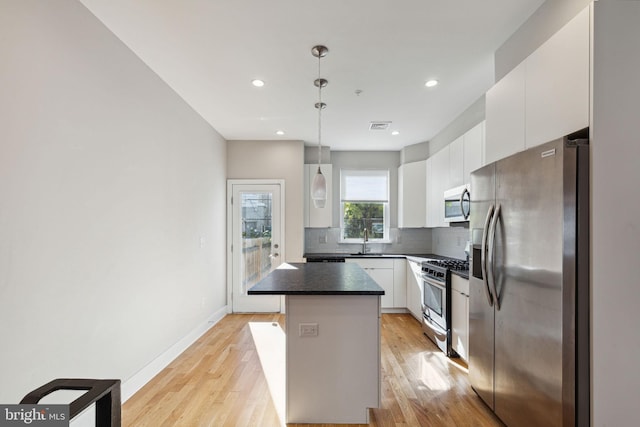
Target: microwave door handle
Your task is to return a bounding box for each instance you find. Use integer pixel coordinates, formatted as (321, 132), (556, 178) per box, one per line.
(487, 204), (502, 311)
(481, 204), (495, 306)
(461, 187), (471, 219)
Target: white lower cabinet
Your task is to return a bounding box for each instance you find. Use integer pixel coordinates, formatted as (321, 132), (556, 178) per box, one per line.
(345, 258), (398, 308)
(451, 274), (469, 362)
(406, 260), (423, 321)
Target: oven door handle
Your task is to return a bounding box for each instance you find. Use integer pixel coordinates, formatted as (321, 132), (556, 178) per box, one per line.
(422, 275), (446, 290)
(481, 204), (495, 306)
(423, 316), (448, 337)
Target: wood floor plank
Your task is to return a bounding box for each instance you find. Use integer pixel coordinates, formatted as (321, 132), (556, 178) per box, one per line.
(123, 313), (503, 426)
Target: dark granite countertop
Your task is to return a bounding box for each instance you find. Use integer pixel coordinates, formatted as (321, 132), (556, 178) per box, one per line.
(451, 269), (469, 280)
(248, 262), (385, 295)
(304, 253), (436, 261)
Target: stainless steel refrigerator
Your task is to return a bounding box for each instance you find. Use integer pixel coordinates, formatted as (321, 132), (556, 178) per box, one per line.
(468, 129), (590, 427)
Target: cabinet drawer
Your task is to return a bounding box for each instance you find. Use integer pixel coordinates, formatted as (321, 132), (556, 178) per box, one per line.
(451, 274), (469, 294)
(346, 258), (394, 269)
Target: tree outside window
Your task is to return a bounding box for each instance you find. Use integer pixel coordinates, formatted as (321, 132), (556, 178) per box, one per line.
(343, 202), (384, 239)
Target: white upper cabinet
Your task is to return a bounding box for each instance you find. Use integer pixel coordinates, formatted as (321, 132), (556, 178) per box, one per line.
(448, 136), (464, 188)
(463, 121), (485, 182)
(485, 61), (526, 165)
(303, 163), (332, 228)
(426, 146), (450, 228)
(525, 6), (590, 148)
(398, 161), (427, 228)
(485, 5), (589, 164)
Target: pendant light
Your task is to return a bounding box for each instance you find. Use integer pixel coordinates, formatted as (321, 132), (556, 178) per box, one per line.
(311, 45), (328, 208)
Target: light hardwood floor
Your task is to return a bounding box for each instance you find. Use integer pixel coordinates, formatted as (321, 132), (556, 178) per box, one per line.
(123, 313), (504, 427)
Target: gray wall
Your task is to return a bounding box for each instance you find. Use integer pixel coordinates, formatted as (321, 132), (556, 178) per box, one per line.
(495, 0), (592, 81)
(427, 95), (486, 156)
(329, 151), (401, 228)
(227, 140), (305, 262)
(591, 2), (640, 425)
(0, 0), (228, 402)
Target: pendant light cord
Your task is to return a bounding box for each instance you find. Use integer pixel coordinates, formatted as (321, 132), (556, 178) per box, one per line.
(317, 52), (322, 170)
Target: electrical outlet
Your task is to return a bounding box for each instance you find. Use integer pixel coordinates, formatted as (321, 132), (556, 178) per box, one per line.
(299, 323), (318, 337)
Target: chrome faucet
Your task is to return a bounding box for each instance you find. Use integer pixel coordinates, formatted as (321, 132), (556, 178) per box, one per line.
(362, 228), (369, 254)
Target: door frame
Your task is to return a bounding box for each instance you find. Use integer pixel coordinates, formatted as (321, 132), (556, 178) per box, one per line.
(226, 179), (286, 313)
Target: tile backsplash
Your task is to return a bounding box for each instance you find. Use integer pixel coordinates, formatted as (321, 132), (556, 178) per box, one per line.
(305, 225), (470, 260)
(431, 226), (471, 260)
(305, 228), (433, 255)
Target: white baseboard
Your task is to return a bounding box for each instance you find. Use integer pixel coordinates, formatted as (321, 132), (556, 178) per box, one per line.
(121, 305), (228, 402)
(381, 307), (409, 314)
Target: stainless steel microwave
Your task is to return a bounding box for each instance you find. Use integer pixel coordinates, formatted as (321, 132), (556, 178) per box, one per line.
(444, 184), (470, 222)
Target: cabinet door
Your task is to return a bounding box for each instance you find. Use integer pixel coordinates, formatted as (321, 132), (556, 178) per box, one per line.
(406, 260), (423, 320)
(426, 147), (450, 227)
(463, 121), (485, 182)
(398, 161), (426, 228)
(449, 136), (464, 188)
(305, 164), (332, 227)
(393, 259), (407, 308)
(525, 6), (589, 148)
(451, 275), (469, 362)
(485, 61), (526, 164)
(346, 259), (395, 308)
(368, 268), (394, 308)
(451, 289), (469, 362)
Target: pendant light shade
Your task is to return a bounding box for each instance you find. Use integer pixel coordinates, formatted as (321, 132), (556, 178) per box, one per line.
(311, 45), (328, 209)
(311, 166), (327, 208)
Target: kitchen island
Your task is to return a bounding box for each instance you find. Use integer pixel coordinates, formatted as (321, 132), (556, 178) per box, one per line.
(249, 262), (384, 424)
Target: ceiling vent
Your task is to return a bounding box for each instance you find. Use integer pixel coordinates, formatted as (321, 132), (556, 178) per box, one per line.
(369, 121), (391, 131)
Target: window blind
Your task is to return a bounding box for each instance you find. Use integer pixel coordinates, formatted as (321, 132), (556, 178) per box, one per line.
(340, 169), (389, 202)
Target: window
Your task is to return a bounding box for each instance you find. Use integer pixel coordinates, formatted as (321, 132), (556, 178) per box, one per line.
(340, 169), (389, 241)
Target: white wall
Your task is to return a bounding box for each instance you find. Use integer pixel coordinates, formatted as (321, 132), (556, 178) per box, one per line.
(591, 2), (640, 425)
(0, 0), (227, 403)
(227, 140), (305, 262)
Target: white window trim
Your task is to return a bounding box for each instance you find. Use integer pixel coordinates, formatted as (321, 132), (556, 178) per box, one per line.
(339, 169), (390, 243)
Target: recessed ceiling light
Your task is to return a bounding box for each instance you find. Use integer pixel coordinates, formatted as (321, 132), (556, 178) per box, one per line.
(425, 79), (439, 88)
(391, 131), (400, 136)
(275, 130), (285, 136)
(252, 79), (265, 87)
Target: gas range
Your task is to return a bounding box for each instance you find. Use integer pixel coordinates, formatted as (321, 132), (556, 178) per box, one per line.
(421, 257), (469, 358)
(421, 258), (469, 283)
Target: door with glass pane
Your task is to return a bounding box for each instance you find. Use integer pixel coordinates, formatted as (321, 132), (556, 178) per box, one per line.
(230, 182), (283, 312)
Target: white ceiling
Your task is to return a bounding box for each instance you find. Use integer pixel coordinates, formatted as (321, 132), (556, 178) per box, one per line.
(79, 0), (544, 151)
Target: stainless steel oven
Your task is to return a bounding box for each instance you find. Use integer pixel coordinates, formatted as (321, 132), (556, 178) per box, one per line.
(421, 261), (452, 356)
(421, 258), (469, 357)
(422, 275), (447, 335)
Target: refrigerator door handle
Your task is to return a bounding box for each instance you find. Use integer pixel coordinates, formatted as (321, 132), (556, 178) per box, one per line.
(488, 203), (502, 311)
(481, 204), (495, 306)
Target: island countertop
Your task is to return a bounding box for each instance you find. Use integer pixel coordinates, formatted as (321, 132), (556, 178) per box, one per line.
(247, 262), (385, 295)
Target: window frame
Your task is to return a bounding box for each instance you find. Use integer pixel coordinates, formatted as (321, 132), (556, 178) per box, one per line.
(339, 169), (390, 243)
